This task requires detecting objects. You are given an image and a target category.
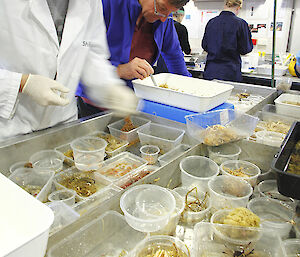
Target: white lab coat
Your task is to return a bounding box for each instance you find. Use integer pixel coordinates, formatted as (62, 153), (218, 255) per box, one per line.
(0, 0), (121, 141)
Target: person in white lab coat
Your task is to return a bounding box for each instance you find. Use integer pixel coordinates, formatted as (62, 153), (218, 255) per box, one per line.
(0, 0), (137, 141)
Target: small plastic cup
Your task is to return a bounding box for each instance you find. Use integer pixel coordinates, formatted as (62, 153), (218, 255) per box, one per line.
(70, 136), (107, 171)
(120, 185), (176, 232)
(180, 156), (219, 193)
(207, 143), (241, 165)
(48, 189), (76, 206)
(220, 160), (261, 187)
(140, 145), (160, 165)
(208, 175), (253, 212)
(9, 161), (33, 174)
(29, 150), (65, 173)
(247, 197), (294, 239)
(256, 131), (285, 147)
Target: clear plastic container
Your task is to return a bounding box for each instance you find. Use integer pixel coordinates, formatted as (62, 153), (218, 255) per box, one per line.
(180, 156), (219, 193)
(151, 189), (185, 236)
(120, 185), (176, 232)
(29, 150), (65, 173)
(131, 235), (190, 257)
(257, 180), (297, 210)
(158, 144), (190, 166)
(247, 197), (294, 239)
(207, 143), (241, 165)
(295, 216), (300, 239)
(70, 136), (107, 171)
(140, 145), (160, 164)
(185, 109), (259, 146)
(220, 160), (261, 187)
(107, 116), (151, 144)
(9, 168), (54, 203)
(9, 160), (33, 174)
(208, 175), (253, 212)
(54, 167), (112, 200)
(48, 189), (76, 206)
(274, 93), (300, 118)
(89, 130), (129, 157)
(97, 152), (147, 182)
(54, 143), (75, 168)
(283, 239), (300, 256)
(48, 211), (147, 257)
(256, 130), (285, 147)
(137, 123), (185, 154)
(174, 187), (211, 224)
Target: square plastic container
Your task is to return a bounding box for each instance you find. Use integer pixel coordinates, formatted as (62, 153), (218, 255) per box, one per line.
(0, 173), (54, 257)
(283, 239), (300, 256)
(47, 211), (147, 257)
(193, 222), (286, 257)
(158, 144), (191, 166)
(137, 123), (185, 154)
(54, 167), (112, 200)
(262, 104), (300, 120)
(274, 93), (300, 118)
(9, 168), (54, 202)
(107, 116), (151, 144)
(207, 143), (241, 165)
(257, 64), (288, 76)
(256, 131), (286, 147)
(89, 130), (129, 157)
(185, 109), (259, 146)
(97, 152), (147, 182)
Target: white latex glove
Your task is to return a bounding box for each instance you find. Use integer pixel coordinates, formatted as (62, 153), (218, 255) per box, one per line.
(22, 74), (70, 106)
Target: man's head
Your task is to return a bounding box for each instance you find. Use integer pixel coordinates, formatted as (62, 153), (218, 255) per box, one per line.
(172, 7), (185, 23)
(224, 0), (243, 15)
(140, 0), (189, 23)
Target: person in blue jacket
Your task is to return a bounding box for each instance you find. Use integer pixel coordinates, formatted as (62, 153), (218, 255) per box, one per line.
(295, 51), (300, 78)
(101, 0), (191, 88)
(202, 0), (253, 82)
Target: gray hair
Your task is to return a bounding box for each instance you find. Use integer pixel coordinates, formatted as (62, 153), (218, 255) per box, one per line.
(169, 0), (189, 9)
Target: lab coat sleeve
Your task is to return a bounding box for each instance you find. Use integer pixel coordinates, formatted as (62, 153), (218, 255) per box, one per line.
(161, 18), (191, 77)
(0, 69), (22, 119)
(201, 21), (210, 52)
(237, 20), (253, 55)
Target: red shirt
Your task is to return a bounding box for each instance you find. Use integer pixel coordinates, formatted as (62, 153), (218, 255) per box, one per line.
(130, 15), (157, 64)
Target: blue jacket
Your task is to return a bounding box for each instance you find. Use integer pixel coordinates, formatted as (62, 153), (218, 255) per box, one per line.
(202, 11), (253, 82)
(102, 0), (191, 88)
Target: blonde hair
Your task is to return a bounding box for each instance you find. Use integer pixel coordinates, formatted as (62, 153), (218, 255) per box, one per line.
(225, 0), (243, 8)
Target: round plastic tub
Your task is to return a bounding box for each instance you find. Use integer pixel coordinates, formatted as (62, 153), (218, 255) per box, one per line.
(48, 189), (76, 206)
(207, 143), (241, 165)
(220, 160), (261, 187)
(29, 150), (65, 173)
(9, 161), (33, 174)
(257, 180), (297, 210)
(140, 145), (160, 165)
(120, 185), (176, 232)
(283, 239), (300, 256)
(256, 131), (285, 147)
(151, 189), (185, 236)
(247, 197), (294, 239)
(208, 175), (253, 211)
(210, 209), (262, 246)
(180, 156), (219, 192)
(70, 136), (107, 171)
(131, 235), (190, 257)
(174, 187), (211, 224)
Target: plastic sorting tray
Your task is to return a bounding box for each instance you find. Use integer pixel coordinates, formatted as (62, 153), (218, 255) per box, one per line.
(274, 93), (300, 119)
(89, 130), (129, 157)
(262, 104), (300, 120)
(46, 202), (80, 236)
(0, 173), (54, 257)
(48, 211), (147, 257)
(72, 185), (122, 216)
(132, 73), (234, 112)
(107, 116), (151, 144)
(271, 121), (300, 200)
(158, 144), (191, 166)
(185, 109), (259, 146)
(96, 152), (147, 182)
(9, 168), (54, 203)
(256, 64), (288, 76)
(193, 222), (286, 257)
(53, 167), (112, 201)
(137, 123), (185, 154)
(115, 165), (159, 189)
(55, 143), (75, 168)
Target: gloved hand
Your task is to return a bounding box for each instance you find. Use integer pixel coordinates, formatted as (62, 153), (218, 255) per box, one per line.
(296, 50), (300, 66)
(21, 74), (70, 106)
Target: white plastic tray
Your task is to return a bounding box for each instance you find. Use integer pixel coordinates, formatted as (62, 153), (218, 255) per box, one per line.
(274, 93), (300, 118)
(256, 64), (288, 76)
(132, 73), (234, 112)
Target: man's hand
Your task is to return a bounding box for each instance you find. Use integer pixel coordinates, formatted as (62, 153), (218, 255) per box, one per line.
(117, 57), (154, 80)
(21, 74), (70, 106)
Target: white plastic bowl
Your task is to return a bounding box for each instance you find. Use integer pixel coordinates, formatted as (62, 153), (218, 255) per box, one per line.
(120, 185), (176, 232)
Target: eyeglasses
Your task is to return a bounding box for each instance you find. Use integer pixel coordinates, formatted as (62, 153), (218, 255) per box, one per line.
(154, 0), (167, 17)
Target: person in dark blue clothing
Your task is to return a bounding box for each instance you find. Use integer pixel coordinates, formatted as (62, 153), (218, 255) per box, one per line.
(202, 0), (253, 82)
